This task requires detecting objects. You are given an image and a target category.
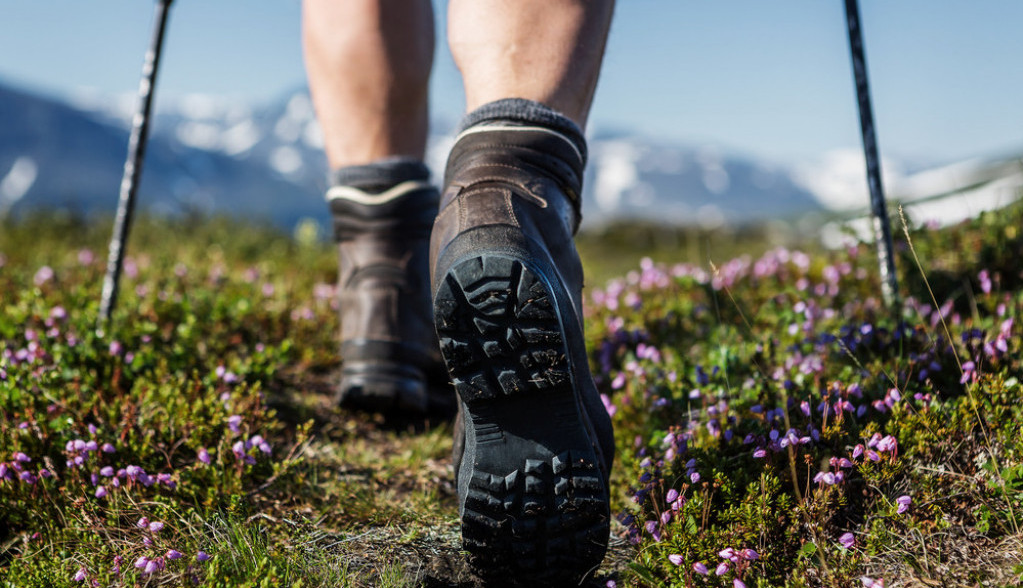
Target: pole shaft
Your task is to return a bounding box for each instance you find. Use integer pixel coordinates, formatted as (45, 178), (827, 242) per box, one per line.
(844, 0), (900, 308)
(99, 0), (174, 325)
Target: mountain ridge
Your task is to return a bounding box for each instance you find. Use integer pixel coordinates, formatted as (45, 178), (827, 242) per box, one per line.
(9, 80), (1012, 234)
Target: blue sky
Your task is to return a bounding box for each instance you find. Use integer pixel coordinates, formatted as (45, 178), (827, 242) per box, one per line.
(2, 1), (1022, 165)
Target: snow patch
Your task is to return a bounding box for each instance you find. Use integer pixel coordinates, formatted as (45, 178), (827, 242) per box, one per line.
(593, 141), (640, 212)
(639, 149), (686, 175)
(901, 173), (1023, 227)
(274, 117), (302, 143)
(222, 120), (261, 156)
(179, 93), (227, 120)
(176, 122), (222, 151)
(793, 148), (903, 211)
(697, 146), (730, 195)
(0, 157), (38, 214)
(269, 146), (303, 176)
(285, 94), (314, 121)
(303, 120), (323, 150)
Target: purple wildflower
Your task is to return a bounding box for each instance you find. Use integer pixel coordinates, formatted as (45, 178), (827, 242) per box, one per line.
(715, 561), (730, 575)
(896, 495), (912, 514)
(839, 532), (855, 548)
(73, 567), (88, 582)
(611, 372), (626, 389)
(979, 269), (992, 294)
(693, 562), (709, 575)
(149, 521), (165, 532)
(198, 447), (211, 464)
(196, 551), (210, 562)
(668, 554), (683, 566)
(876, 435), (897, 453)
(814, 471), (837, 486)
(34, 266), (54, 286)
(166, 549), (183, 560)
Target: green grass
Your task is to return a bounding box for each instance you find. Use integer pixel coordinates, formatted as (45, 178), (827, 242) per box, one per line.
(2, 200), (1022, 587)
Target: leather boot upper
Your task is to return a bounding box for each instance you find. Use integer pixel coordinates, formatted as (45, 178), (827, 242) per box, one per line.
(330, 181), (442, 378)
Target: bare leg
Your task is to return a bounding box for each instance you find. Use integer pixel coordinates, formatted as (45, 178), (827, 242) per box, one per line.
(302, 0), (434, 168)
(304, 0), (444, 415)
(448, 0), (615, 128)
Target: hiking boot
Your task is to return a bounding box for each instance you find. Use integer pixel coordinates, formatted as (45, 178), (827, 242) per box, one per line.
(329, 167), (447, 414)
(431, 116), (615, 585)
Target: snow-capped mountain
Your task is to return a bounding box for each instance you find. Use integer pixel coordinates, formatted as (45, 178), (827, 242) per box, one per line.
(585, 137), (821, 226)
(4, 79), (1018, 235)
(0, 82), (326, 229)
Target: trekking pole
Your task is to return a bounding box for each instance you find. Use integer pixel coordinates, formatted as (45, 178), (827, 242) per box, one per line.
(844, 0), (900, 309)
(98, 0), (175, 328)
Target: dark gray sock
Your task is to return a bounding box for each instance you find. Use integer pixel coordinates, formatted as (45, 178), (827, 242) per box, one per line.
(458, 98), (587, 166)
(329, 157), (431, 194)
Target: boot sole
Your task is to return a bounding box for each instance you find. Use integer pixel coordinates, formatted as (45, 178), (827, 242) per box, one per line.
(434, 252), (609, 585)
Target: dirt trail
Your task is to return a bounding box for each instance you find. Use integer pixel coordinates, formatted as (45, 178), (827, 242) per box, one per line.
(266, 368), (634, 587)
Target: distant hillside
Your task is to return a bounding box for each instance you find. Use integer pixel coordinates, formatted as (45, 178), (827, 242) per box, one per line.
(3, 79), (1019, 233)
(0, 82), (325, 229)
